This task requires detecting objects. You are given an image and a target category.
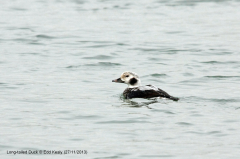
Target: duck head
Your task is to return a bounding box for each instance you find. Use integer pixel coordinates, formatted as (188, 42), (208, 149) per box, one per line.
(112, 71), (141, 88)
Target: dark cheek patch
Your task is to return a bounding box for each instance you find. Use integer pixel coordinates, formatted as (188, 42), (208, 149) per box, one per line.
(129, 78), (138, 85)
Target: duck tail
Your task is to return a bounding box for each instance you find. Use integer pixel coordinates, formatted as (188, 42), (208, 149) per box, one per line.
(169, 96), (179, 101)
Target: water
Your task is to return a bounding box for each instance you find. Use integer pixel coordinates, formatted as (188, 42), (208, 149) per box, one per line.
(1, 0), (240, 158)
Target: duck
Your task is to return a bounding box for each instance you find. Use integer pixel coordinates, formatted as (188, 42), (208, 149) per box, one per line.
(112, 71), (179, 101)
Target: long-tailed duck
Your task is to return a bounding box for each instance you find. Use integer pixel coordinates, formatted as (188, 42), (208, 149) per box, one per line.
(112, 71), (179, 101)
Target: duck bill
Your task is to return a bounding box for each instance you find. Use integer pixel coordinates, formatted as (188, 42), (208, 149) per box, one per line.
(112, 78), (124, 83)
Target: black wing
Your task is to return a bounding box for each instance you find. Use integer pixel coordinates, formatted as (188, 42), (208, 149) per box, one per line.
(124, 85), (179, 101)
(154, 86), (179, 101)
(147, 85), (172, 99)
(127, 88), (161, 99)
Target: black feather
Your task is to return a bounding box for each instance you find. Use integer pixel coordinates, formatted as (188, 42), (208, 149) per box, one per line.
(123, 85), (179, 101)
(129, 78), (138, 85)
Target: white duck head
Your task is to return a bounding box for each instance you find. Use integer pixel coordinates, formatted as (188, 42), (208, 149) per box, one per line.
(112, 71), (141, 88)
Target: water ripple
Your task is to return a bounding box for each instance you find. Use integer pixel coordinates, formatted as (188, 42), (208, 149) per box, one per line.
(150, 73), (168, 77)
(205, 76), (240, 79)
(82, 55), (114, 60)
(201, 61), (239, 64)
(66, 62), (121, 68)
(86, 62), (121, 67)
(36, 34), (55, 39)
(96, 120), (151, 124)
(176, 122), (193, 126)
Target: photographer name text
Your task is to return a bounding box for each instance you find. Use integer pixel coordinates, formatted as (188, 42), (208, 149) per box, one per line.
(7, 150), (87, 155)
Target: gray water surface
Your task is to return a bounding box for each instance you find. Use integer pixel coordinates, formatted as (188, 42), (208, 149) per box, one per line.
(1, 0), (240, 158)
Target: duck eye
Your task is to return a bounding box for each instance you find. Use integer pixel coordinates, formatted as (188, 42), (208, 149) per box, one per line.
(126, 75), (129, 77)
